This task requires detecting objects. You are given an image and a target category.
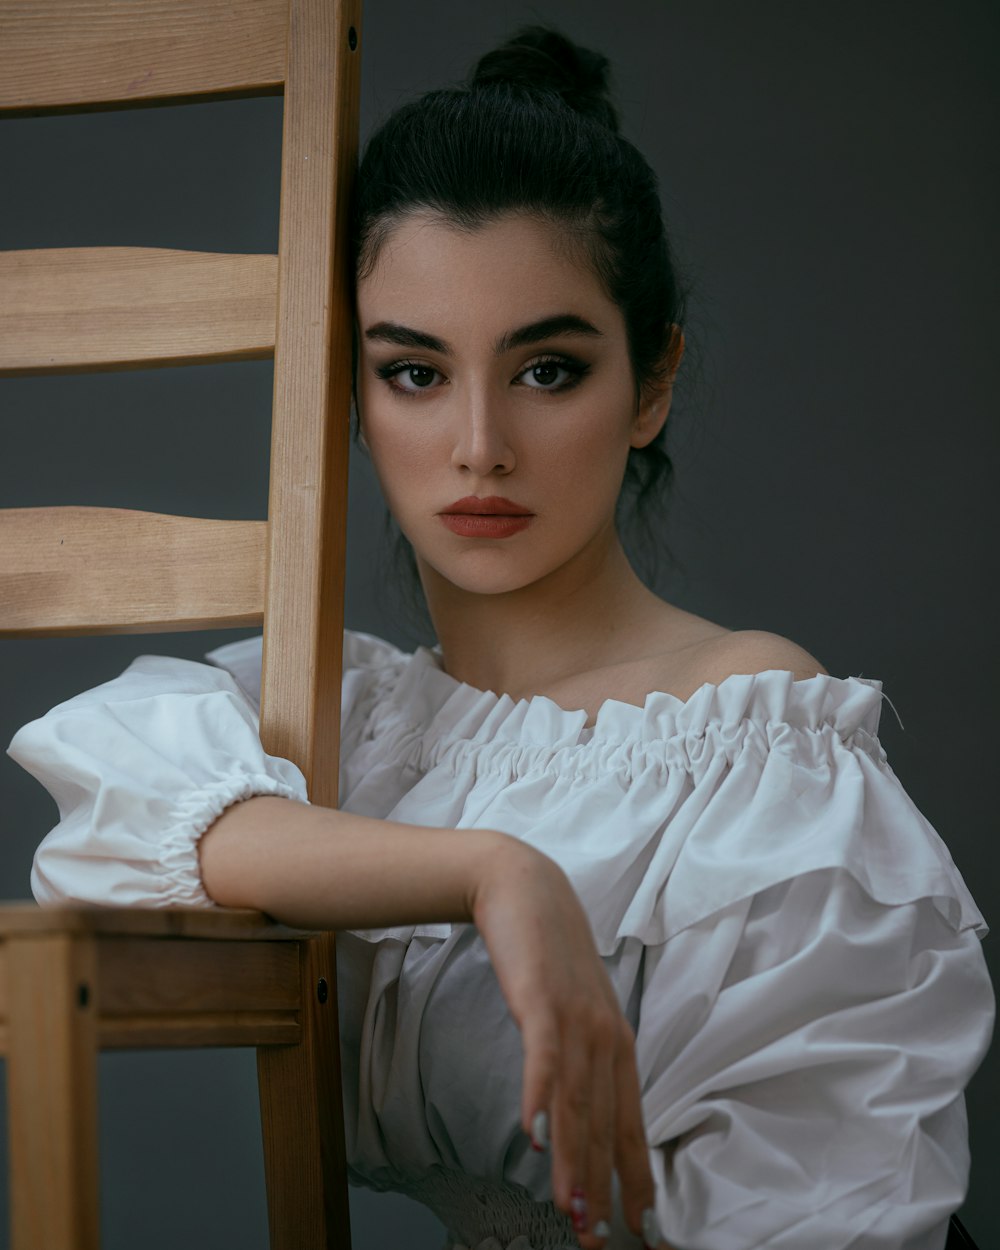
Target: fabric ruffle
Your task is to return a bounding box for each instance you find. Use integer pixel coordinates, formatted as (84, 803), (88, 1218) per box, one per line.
(10, 630), (993, 1248)
(206, 632), (986, 953)
(11, 654), (308, 907)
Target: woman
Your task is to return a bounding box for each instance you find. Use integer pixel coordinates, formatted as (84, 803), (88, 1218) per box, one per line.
(8, 27), (993, 1250)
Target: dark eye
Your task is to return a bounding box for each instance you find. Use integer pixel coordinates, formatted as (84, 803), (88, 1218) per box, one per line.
(375, 360), (443, 394)
(527, 362), (562, 387)
(517, 356), (588, 391)
(395, 364), (438, 391)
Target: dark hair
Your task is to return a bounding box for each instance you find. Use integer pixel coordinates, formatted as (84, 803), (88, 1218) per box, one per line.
(353, 26), (694, 635)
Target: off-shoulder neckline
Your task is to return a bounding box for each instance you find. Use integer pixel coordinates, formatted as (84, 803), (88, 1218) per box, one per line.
(392, 642), (889, 748)
(206, 630), (890, 746)
(423, 641), (855, 726)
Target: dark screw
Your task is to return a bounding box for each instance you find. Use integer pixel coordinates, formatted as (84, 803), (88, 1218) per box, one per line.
(316, 977), (329, 1004)
(78, 983), (90, 1008)
(348, 26), (357, 51)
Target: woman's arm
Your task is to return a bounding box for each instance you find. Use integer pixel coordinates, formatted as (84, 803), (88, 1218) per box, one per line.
(200, 795), (670, 1250)
(10, 653), (669, 1248)
(198, 794), (503, 929)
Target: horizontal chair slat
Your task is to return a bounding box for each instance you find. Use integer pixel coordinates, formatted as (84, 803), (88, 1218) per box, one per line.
(97, 1011), (302, 1049)
(98, 938), (300, 1015)
(0, 1013), (303, 1054)
(0, 248), (278, 374)
(0, 938), (301, 1050)
(0, 0), (288, 111)
(0, 902), (316, 939)
(0, 507), (267, 635)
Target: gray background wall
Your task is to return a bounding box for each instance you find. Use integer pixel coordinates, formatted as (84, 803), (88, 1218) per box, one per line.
(0, 1), (996, 1246)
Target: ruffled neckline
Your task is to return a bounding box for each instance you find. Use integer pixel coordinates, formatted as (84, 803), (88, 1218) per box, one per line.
(371, 639), (888, 756)
(209, 631), (985, 946)
(209, 629), (890, 757)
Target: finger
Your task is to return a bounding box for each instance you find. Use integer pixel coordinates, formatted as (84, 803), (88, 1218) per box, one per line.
(550, 1019), (593, 1217)
(611, 1021), (658, 1241)
(575, 1013), (616, 1247)
(519, 1008), (560, 1150)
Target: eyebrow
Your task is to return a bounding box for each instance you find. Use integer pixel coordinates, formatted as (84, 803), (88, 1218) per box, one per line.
(363, 314), (604, 356)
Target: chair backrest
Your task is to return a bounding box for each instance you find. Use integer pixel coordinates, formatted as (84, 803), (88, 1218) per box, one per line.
(0, 0), (362, 807)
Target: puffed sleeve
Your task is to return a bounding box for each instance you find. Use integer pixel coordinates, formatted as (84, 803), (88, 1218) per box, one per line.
(636, 869), (993, 1249)
(7, 653), (308, 908)
(620, 685), (995, 1249)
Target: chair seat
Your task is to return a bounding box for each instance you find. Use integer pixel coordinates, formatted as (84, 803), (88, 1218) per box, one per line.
(0, 898), (314, 938)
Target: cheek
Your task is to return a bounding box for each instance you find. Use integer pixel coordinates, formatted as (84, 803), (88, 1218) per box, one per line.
(539, 403), (633, 498)
(359, 393), (442, 507)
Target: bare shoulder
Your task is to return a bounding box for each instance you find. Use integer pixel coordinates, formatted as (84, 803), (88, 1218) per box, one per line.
(600, 613), (830, 715)
(555, 608), (829, 721)
(697, 629), (829, 684)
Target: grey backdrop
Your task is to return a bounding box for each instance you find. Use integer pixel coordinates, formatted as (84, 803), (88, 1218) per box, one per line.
(1, 1), (996, 1247)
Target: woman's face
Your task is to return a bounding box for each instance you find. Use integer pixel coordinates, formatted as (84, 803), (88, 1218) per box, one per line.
(355, 211), (672, 598)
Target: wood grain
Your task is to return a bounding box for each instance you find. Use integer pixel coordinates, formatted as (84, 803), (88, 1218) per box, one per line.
(97, 1010), (301, 1049)
(0, 901), (316, 939)
(0, 248), (277, 374)
(0, 930), (308, 1055)
(256, 4), (361, 1243)
(0, 1), (362, 1244)
(0, 0), (287, 110)
(99, 937), (299, 1014)
(258, 930), (348, 1250)
(6, 934), (99, 1250)
(260, 0), (361, 814)
(0, 507), (266, 635)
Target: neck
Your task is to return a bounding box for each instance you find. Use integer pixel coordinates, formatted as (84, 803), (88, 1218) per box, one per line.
(417, 523), (667, 700)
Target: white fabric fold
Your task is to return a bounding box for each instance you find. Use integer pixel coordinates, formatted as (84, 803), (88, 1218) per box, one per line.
(217, 631), (983, 953)
(9, 654), (308, 907)
(7, 628), (993, 1249)
(638, 868), (991, 1249)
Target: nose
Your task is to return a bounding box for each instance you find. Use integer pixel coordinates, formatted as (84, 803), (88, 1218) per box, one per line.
(451, 390), (516, 476)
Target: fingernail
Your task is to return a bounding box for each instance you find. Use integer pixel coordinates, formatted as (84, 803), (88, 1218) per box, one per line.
(570, 1187), (588, 1234)
(592, 1218), (611, 1238)
(530, 1109), (549, 1151)
(641, 1206), (663, 1248)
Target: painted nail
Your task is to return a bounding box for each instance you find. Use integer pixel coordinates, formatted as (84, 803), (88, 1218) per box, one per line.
(530, 1109), (549, 1151)
(641, 1206), (663, 1248)
(592, 1218), (611, 1238)
(570, 1187), (589, 1234)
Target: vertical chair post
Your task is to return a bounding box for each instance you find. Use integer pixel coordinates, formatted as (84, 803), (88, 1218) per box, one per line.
(0, 0), (362, 1244)
(257, 0), (362, 1242)
(257, 932), (348, 1250)
(6, 933), (100, 1250)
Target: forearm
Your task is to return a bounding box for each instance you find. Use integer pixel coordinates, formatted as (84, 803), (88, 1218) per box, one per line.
(198, 794), (509, 930)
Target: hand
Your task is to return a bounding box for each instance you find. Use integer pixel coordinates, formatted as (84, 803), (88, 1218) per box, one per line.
(469, 836), (667, 1249)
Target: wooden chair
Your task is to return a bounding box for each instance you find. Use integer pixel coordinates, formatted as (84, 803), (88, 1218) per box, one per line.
(0, 2), (362, 1247)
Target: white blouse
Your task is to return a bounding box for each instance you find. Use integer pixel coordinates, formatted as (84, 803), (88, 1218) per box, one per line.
(8, 630), (995, 1250)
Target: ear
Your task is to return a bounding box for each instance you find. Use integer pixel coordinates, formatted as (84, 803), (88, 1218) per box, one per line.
(631, 324), (685, 449)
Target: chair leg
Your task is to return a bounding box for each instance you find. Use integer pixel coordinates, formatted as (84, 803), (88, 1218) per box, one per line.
(257, 932), (351, 1249)
(6, 933), (100, 1250)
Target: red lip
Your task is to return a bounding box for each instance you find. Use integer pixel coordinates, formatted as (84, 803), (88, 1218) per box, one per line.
(440, 495), (532, 516)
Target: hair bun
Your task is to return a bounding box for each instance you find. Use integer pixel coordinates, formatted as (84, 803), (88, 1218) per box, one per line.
(470, 26), (620, 133)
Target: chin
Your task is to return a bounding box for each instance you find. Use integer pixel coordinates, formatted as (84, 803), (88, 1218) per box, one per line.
(420, 547), (550, 597)
(436, 565), (541, 597)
